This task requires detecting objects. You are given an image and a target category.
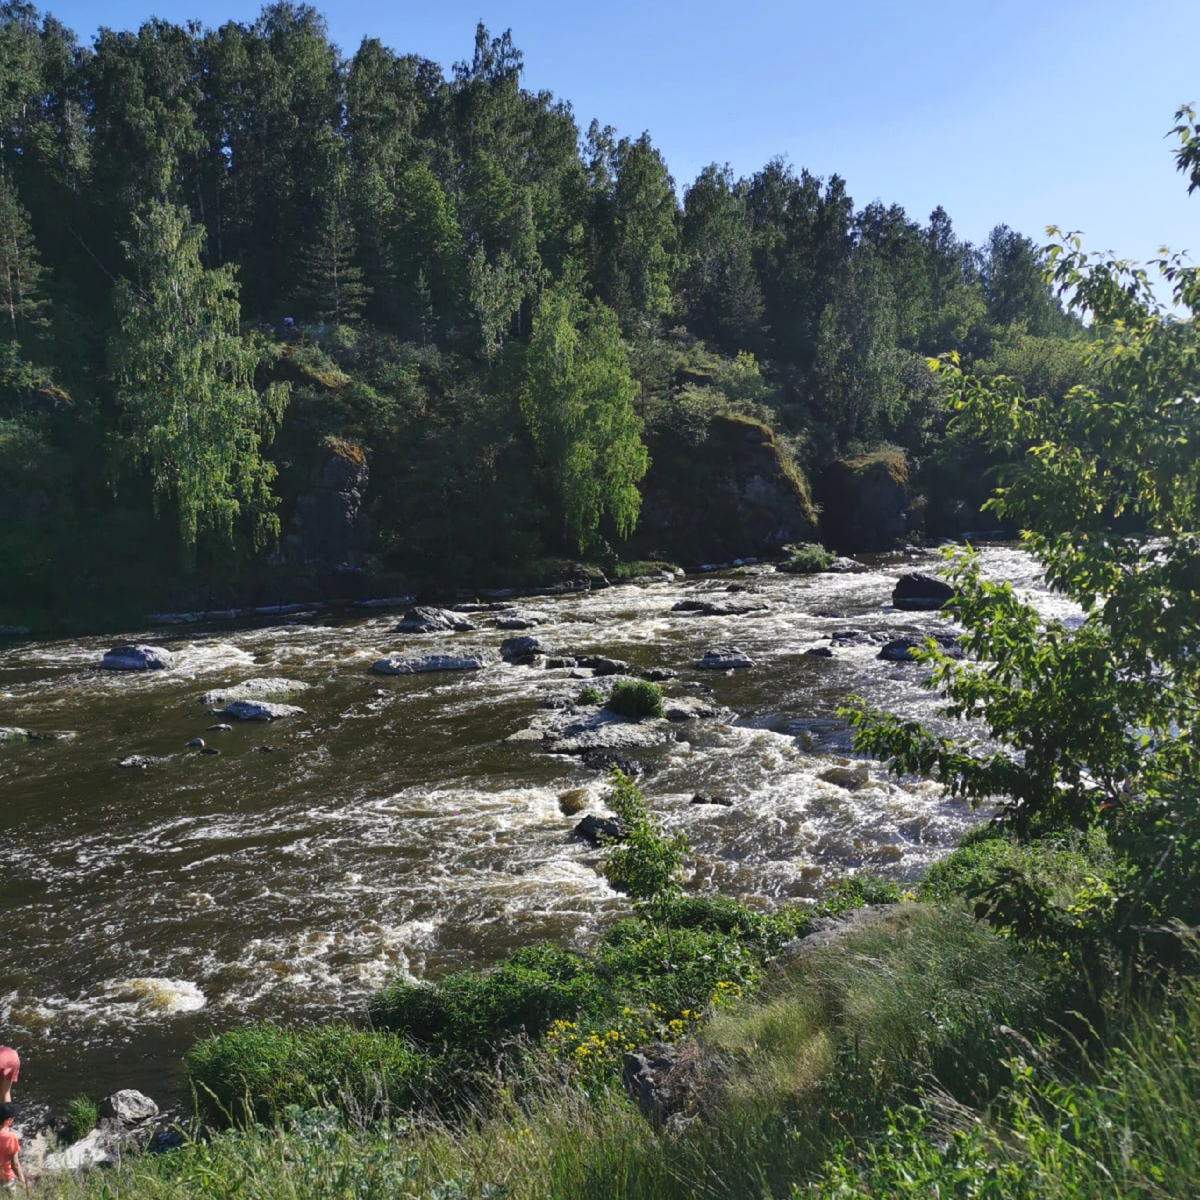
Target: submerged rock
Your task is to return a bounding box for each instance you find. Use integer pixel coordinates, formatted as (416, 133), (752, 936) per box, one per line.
(892, 572), (954, 611)
(395, 606), (477, 633)
(216, 700), (304, 721)
(101, 644), (174, 671)
(372, 654), (488, 675)
(695, 646), (753, 670)
(115, 754), (168, 769)
(690, 792), (734, 807)
(187, 738), (205, 749)
(0, 727), (32, 743)
(199, 678), (310, 706)
(806, 646), (835, 658)
(827, 557), (869, 573)
(494, 610), (546, 630)
(818, 762), (870, 790)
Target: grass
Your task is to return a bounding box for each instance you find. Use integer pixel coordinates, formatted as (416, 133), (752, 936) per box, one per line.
(777, 543), (834, 574)
(604, 680), (664, 720)
(30, 901), (1084, 1200)
(62, 1095), (98, 1142)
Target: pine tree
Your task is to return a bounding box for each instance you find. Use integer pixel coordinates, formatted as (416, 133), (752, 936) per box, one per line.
(0, 175), (46, 341)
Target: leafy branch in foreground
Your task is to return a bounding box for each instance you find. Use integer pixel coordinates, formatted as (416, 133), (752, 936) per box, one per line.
(844, 112), (1200, 970)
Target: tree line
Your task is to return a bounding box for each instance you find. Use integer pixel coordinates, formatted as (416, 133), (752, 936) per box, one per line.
(0, 2), (1085, 618)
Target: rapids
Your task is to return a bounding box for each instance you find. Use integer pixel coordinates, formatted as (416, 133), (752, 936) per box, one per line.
(0, 544), (1073, 1107)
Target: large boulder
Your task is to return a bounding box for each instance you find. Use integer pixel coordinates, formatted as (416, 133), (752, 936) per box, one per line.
(395, 606), (477, 634)
(101, 644), (174, 671)
(695, 646), (754, 670)
(892, 572), (954, 611)
(373, 654), (488, 675)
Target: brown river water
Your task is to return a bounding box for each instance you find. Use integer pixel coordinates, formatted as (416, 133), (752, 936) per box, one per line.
(0, 545), (1075, 1110)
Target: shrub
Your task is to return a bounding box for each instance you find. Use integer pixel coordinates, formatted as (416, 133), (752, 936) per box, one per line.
(604, 680), (664, 720)
(577, 685), (603, 706)
(778, 543), (834, 574)
(185, 1024), (431, 1124)
(368, 943), (604, 1050)
(63, 1094), (98, 1142)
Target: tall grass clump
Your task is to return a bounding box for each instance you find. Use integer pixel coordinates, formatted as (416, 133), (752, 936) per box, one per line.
(778, 543), (834, 574)
(604, 680), (664, 720)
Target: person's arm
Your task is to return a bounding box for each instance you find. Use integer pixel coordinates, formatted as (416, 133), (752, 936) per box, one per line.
(11, 1146), (24, 1185)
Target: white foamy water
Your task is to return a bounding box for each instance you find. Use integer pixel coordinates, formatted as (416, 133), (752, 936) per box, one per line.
(0, 543), (1075, 1105)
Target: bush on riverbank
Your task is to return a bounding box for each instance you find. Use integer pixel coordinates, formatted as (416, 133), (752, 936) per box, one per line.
(185, 1024), (433, 1124)
(776, 543), (834, 574)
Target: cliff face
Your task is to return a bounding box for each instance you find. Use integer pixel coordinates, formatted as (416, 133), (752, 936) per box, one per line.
(818, 450), (912, 551)
(628, 415), (820, 566)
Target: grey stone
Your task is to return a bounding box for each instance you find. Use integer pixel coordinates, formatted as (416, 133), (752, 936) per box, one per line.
(892, 572), (954, 611)
(395, 606), (477, 633)
(99, 1089), (159, 1127)
(671, 598), (769, 617)
(187, 738), (205, 748)
(115, 754), (168, 769)
(372, 654), (488, 675)
(200, 678), (310, 706)
(501, 636), (549, 664)
(641, 667), (677, 682)
(806, 646), (835, 658)
(696, 646), (753, 670)
(207, 723), (233, 732)
(573, 813), (623, 845)
(101, 644), (174, 671)
(878, 634), (963, 662)
(575, 655), (630, 676)
(690, 792), (733, 807)
(818, 763), (869, 790)
(217, 700), (304, 721)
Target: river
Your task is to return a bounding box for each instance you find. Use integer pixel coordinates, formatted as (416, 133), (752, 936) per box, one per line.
(0, 544), (1074, 1110)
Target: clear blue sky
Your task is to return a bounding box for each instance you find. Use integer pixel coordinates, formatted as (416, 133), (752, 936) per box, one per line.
(41, 0), (1200, 267)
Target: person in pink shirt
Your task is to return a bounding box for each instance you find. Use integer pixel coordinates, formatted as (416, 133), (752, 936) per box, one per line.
(0, 1051), (16, 1106)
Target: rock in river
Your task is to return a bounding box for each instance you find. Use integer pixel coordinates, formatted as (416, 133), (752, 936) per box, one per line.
(101, 644), (174, 671)
(395, 606), (477, 633)
(878, 634), (963, 662)
(573, 813), (623, 845)
(216, 700), (305, 721)
(892, 572), (954, 611)
(501, 636), (550, 664)
(373, 654), (488, 675)
(696, 646), (754, 670)
(671, 598), (769, 617)
(99, 1088), (159, 1127)
(200, 678), (310, 706)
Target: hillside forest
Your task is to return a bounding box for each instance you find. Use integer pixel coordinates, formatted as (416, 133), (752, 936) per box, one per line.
(0, 2), (1089, 625)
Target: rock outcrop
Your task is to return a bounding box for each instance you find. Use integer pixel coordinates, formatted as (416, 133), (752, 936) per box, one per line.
(695, 646), (753, 670)
(216, 700), (305, 721)
(291, 442), (370, 569)
(199, 678), (310, 706)
(818, 450), (911, 551)
(628, 415), (819, 567)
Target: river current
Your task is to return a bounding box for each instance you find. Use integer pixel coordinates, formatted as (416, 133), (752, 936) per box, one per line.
(0, 544), (1074, 1108)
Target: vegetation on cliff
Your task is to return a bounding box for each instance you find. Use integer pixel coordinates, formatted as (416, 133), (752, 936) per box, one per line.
(0, 2), (1086, 624)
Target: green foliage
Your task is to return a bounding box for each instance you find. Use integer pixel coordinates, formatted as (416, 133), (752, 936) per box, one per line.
(777, 543), (834, 574)
(63, 1094), (98, 1142)
(846, 131), (1200, 971)
(110, 201), (290, 557)
(603, 679), (664, 720)
(601, 769), (686, 907)
(0, 174), (46, 341)
(576, 685), (603, 706)
(367, 943), (604, 1050)
(521, 282), (649, 551)
(185, 1023), (431, 1125)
